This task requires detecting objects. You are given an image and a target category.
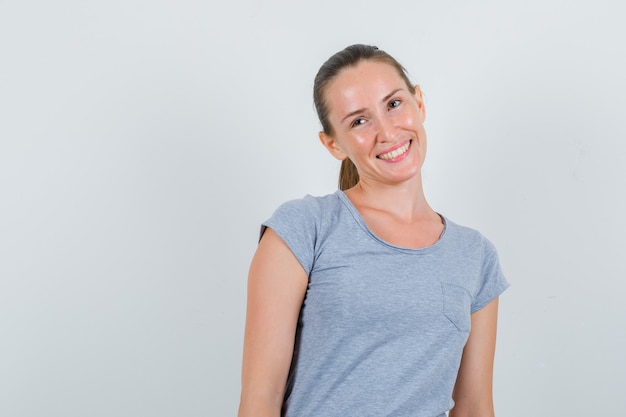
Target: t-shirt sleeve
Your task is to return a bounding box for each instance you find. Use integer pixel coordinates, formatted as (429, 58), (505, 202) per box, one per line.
(260, 196), (319, 275)
(471, 237), (510, 313)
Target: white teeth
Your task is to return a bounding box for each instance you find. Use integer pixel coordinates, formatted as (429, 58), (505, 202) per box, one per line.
(378, 142), (410, 160)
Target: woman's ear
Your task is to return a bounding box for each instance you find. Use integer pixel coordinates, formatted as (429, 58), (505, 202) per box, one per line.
(413, 84), (426, 121)
(319, 131), (347, 161)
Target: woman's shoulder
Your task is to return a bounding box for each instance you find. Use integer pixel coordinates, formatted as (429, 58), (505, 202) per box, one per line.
(442, 216), (498, 254)
(272, 191), (343, 218)
(260, 192), (344, 267)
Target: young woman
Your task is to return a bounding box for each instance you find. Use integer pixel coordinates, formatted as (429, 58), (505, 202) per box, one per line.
(238, 44), (509, 417)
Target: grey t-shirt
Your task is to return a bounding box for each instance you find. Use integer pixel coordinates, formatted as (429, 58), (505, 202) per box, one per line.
(262, 191), (509, 417)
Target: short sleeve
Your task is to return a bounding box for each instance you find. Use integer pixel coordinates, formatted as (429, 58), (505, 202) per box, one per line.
(470, 238), (510, 313)
(261, 196), (321, 275)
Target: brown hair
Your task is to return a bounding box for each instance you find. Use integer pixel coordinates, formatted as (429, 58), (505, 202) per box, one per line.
(313, 44), (414, 190)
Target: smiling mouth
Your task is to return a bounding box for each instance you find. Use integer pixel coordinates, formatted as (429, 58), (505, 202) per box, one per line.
(377, 140), (411, 160)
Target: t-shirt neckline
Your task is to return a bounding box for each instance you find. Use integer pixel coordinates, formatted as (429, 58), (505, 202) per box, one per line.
(335, 189), (448, 254)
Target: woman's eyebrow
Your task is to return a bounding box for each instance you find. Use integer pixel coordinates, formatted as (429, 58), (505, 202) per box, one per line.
(382, 88), (402, 103)
(341, 108), (366, 124)
(340, 89), (404, 124)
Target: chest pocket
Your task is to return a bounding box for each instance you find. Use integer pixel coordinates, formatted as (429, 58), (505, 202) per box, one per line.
(442, 283), (472, 332)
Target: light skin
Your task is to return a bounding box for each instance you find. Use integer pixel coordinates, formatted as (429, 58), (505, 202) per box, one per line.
(238, 227), (308, 417)
(318, 60), (442, 248)
(238, 59), (500, 417)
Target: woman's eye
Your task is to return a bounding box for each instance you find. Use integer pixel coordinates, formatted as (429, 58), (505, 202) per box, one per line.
(351, 118), (366, 127)
(389, 99), (401, 109)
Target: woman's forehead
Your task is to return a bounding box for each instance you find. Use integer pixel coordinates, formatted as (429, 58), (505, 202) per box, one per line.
(334, 60), (403, 88)
(326, 61), (409, 109)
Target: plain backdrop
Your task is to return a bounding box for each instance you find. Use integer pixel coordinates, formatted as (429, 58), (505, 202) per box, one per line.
(1, 0), (625, 416)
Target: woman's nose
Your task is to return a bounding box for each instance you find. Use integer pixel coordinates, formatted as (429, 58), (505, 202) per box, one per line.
(376, 115), (396, 142)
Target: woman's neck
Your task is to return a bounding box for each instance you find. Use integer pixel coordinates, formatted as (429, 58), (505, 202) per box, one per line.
(344, 176), (437, 223)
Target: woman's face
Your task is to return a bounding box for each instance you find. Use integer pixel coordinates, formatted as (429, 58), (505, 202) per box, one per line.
(320, 60), (427, 187)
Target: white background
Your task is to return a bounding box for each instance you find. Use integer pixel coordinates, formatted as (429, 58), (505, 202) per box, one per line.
(1, 1), (625, 416)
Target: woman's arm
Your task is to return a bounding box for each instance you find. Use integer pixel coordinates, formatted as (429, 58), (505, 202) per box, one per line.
(449, 297), (500, 417)
(238, 228), (309, 417)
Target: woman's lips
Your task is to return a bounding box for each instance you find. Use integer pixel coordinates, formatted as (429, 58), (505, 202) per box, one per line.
(377, 140), (411, 160)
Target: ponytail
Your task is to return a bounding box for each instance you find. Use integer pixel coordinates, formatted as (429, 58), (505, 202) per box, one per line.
(339, 158), (359, 191)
